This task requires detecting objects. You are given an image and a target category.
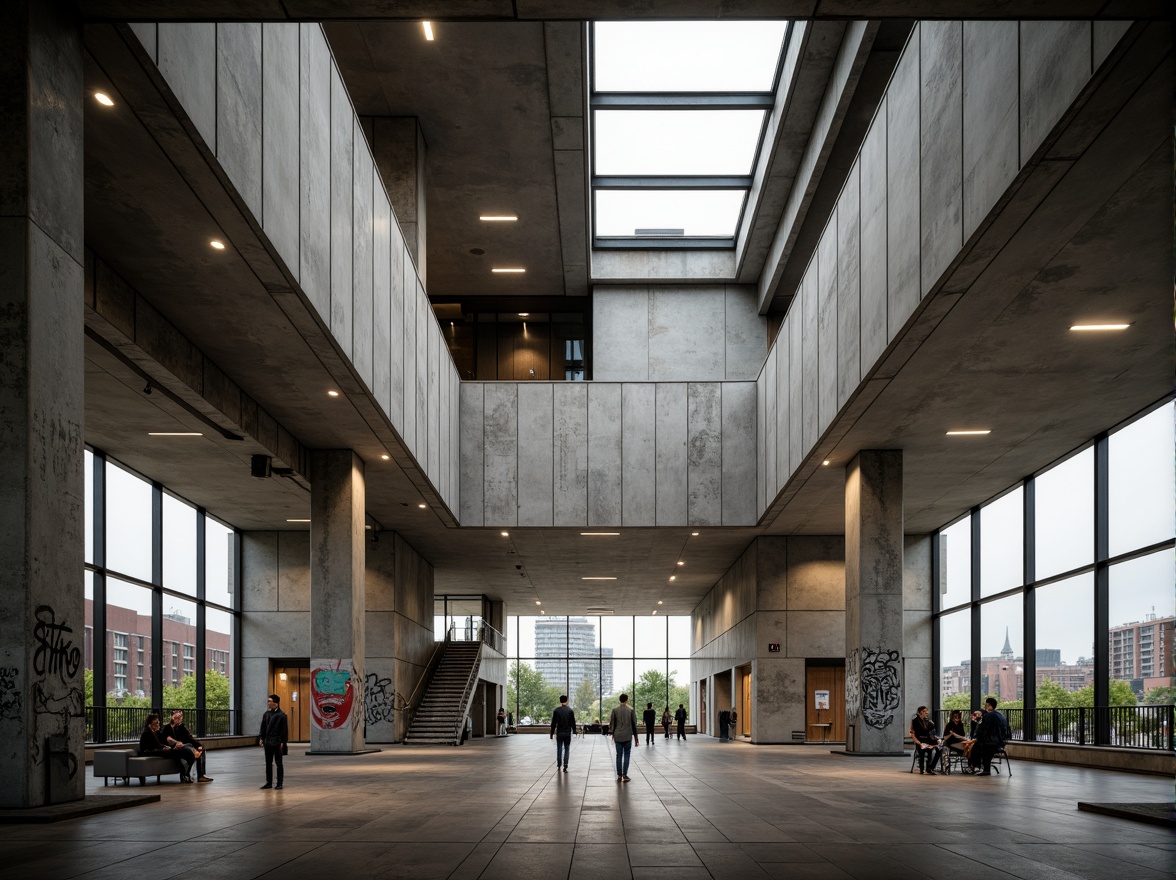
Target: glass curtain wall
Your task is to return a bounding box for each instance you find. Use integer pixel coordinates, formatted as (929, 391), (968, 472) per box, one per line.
(504, 615), (691, 725)
(84, 447), (240, 741)
(934, 401), (1176, 745)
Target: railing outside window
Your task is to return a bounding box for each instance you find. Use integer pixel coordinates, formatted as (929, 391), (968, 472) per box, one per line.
(87, 706), (240, 744)
(936, 705), (1173, 751)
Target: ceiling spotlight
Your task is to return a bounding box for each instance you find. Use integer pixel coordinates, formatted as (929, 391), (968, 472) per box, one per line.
(327, 390), (339, 397)
(518, 312), (530, 317)
(501, 531), (509, 537)
(209, 239), (225, 250)
(381, 454), (390, 460)
(94, 92), (114, 107)
(676, 561), (685, 566)
(822, 460), (831, 466)
(422, 21), (434, 40)
(480, 215), (518, 222)
(417, 503), (427, 509)
(669, 576), (676, 581)
(691, 532), (699, 537)
(657, 600), (663, 605)
(535, 600), (541, 605)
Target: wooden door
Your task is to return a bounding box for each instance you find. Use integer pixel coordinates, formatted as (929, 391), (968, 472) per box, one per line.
(740, 669), (751, 737)
(272, 664), (310, 742)
(805, 665), (845, 742)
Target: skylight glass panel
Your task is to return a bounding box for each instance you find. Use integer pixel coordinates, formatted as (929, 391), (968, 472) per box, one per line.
(594, 21), (789, 92)
(594, 110), (766, 176)
(595, 190), (747, 238)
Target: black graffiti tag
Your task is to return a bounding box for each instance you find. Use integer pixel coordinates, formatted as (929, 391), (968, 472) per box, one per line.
(0, 666), (20, 721)
(33, 606), (82, 683)
(365, 673), (395, 726)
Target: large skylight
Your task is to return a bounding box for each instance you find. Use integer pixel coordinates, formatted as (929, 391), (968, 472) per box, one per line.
(590, 20), (790, 248)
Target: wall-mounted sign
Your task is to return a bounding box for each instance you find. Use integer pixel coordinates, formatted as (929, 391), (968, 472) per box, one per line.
(815, 690), (830, 710)
(768, 643), (781, 653)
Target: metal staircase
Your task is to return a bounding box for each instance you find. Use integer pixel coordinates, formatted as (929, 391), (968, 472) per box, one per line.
(404, 640), (482, 745)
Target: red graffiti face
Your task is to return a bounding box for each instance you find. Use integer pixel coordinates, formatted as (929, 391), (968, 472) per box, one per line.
(310, 666), (355, 729)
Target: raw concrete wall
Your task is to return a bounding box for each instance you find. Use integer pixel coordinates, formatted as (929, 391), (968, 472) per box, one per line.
(131, 23), (460, 517)
(460, 381), (757, 527)
(241, 529), (434, 743)
(691, 535), (932, 744)
(755, 20), (1125, 519)
(592, 285), (766, 381)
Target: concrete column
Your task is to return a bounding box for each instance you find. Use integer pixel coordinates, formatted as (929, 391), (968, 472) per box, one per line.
(0, 0), (84, 809)
(309, 450), (366, 753)
(844, 450), (906, 755)
(367, 117), (427, 285)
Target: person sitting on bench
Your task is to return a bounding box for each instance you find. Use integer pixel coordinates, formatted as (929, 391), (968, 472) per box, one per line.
(138, 713), (191, 781)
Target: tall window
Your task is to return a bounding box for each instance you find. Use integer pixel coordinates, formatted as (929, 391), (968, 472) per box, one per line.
(933, 400), (1175, 744)
(590, 21), (791, 248)
(504, 615), (691, 725)
(84, 447), (240, 741)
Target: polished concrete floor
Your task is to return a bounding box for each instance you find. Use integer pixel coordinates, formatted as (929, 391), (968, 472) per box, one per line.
(2, 734), (1172, 879)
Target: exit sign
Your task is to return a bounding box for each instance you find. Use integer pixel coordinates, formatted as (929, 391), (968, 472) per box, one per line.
(768, 643), (781, 653)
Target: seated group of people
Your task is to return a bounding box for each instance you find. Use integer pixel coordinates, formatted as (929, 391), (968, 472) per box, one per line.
(910, 697), (1008, 776)
(138, 709), (213, 783)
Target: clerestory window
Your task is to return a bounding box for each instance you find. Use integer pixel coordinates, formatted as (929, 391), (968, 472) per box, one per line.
(590, 20), (791, 248)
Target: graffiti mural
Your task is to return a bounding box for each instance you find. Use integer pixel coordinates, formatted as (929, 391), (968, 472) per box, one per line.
(32, 605), (82, 683)
(310, 659), (359, 730)
(364, 673), (395, 727)
(33, 682), (84, 778)
(0, 666), (20, 721)
(859, 647), (901, 729)
(845, 649), (860, 725)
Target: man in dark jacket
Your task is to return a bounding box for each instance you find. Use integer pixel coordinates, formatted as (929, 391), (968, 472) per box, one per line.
(674, 704), (688, 740)
(643, 702), (657, 745)
(974, 697), (1009, 776)
(163, 709), (213, 782)
(550, 694), (576, 772)
(258, 694), (289, 789)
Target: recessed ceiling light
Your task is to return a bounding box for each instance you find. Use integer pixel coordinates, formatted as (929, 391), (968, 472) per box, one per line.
(491, 267), (525, 274)
(676, 561), (685, 566)
(501, 531), (509, 537)
(945, 430), (991, 436)
(540, 610), (546, 614)
(1070, 323), (1130, 331)
(582, 577), (617, 581)
(581, 532), (619, 536)
(652, 610), (657, 615)
(147, 432), (203, 436)
(535, 600), (541, 605)
(209, 239), (225, 250)
(657, 600), (663, 605)
(691, 532), (699, 537)
(480, 215), (518, 222)
(518, 312), (530, 317)
(286, 518), (310, 523)
(422, 21), (434, 40)
(417, 503), (427, 509)
(822, 460), (831, 466)
(327, 390), (339, 397)
(381, 454), (391, 460)
(95, 92), (114, 106)
(669, 576), (676, 581)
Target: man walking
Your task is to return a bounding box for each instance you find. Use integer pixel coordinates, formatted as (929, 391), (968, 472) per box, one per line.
(550, 694), (576, 772)
(675, 703), (688, 740)
(258, 694), (289, 789)
(643, 702), (656, 745)
(609, 693), (639, 782)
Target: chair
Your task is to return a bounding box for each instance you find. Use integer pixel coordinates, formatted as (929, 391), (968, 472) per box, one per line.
(908, 741), (941, 773)
(989, 745), (1013, 776)
(942, 744), (971, 774)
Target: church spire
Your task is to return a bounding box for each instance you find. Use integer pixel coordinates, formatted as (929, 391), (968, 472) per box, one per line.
(1001, 626), (1014, 657)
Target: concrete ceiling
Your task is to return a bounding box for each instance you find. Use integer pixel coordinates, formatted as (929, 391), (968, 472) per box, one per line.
(79, 17), (1172, 617)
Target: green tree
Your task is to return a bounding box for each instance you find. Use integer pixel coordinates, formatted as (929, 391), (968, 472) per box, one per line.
(84, 668), (94, 707)
(942, 693), (974, 712)
(1071, 680), (1137, 707)
(572, 678), (598, 718)
(1143, 685), (1176, 705)
(506, 661), (561, 724)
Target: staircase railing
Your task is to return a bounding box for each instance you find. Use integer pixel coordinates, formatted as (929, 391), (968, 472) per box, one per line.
(451, 641), (484, 745)
(403, 641), (445, 739)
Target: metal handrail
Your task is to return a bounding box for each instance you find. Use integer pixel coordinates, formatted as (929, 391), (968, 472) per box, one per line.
(452, 641), (484, 744)
(935, 704), (1174, 751)
(404, 641), (446, 734)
